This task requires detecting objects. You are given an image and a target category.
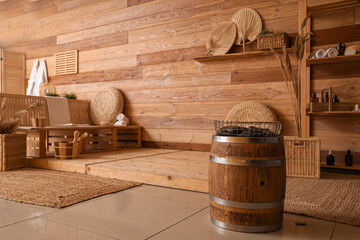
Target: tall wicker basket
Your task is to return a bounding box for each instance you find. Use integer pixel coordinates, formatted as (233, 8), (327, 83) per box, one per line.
(284, 136), (321, 178)
(0, 133), (27, 171)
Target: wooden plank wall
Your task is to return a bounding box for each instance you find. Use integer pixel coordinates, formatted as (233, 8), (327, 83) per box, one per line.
(0, 0), (359, 159)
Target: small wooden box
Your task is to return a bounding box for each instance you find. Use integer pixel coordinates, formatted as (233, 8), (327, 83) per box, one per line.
(0, 133), (27, 171)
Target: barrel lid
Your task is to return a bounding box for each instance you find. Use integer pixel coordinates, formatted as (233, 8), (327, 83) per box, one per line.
(212, 135), (283, 144)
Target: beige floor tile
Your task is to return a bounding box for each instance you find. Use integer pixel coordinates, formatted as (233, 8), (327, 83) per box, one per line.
(149, 208), (334, 240)
(332, 223), (360, 240)
(129, 185), (209, 206)
(0, 206), (33, 228)
(45, 190), (206, 240)
(0, 217), (116, 240)
(0, 198), (57, 216)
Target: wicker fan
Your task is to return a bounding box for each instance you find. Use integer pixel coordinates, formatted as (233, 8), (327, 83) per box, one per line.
(90, 87), (124, 125)
(230, 8), (262, 52)
(225, 101), (277, 122)
(206, 21), (237, 56)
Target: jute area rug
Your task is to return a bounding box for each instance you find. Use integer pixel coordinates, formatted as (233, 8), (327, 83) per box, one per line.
(0, 168), (141, 208)
(285, 173), (360, 226)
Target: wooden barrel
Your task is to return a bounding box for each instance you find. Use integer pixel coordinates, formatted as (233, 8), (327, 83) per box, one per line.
(209, 135), (286, 233)
(54, 141), (79, 160)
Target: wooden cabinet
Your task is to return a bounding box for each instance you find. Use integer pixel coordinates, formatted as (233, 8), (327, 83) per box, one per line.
(0, 49), (26, 95)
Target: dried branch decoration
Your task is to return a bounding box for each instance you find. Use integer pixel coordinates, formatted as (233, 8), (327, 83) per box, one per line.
(0, 98), (42, 134)
(271, 14), (313, 137)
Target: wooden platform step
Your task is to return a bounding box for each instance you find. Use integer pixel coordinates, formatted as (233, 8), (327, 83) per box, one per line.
(28, 148), (210, 193)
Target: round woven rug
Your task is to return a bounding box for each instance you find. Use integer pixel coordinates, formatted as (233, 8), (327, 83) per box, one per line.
(285, 173), (360, 226)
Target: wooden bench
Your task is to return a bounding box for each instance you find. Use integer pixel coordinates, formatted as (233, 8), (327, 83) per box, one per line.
(0, 93), (142, 158)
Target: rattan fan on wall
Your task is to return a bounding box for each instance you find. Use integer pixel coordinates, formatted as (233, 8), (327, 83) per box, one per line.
(225, 101), (277, 122)
(230, 8), (262, 52)
(206, 21), (237, 56)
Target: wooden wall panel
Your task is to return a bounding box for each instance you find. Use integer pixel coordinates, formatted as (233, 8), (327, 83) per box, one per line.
(1, 0), (358, 154)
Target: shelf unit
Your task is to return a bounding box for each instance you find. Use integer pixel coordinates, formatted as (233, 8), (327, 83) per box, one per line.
(194, 49), (293, 62)
(321, 164), (360, 171)
(300, 0), (360, 171)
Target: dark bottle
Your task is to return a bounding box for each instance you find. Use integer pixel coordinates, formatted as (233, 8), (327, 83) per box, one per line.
(337, 42), (346, 56)
(326, 150), (335, 166)
(311, 92), (319, 103)
(345, 150), (353, 166)
(333, 95), (340, 103)
(325, 92), (329, 103)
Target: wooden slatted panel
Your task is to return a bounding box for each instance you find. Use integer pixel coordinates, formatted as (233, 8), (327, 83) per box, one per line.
(54, 50), (78, 76)
(1, 49), (25, 95)
(68, 99), (92, 124)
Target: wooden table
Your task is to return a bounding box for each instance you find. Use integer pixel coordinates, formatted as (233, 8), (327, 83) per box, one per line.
(18, 125), (142, 158)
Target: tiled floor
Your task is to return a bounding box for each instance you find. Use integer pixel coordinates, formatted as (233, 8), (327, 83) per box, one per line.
(0, 185), (359, 240)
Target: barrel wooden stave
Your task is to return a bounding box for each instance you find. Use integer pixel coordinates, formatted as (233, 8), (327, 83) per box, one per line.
(209, 136), (286, 233)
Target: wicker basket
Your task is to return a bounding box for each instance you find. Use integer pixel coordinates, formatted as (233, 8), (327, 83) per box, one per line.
(257, 32), (289, 50)
(0, 133), (27, 171)
(284, 136), (321, 178)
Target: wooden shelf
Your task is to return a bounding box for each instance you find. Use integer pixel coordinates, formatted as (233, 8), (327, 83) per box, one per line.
(306, 54), (360, 66)
(308, 0), (360, 15)
(193, 49), (291, 62)
(321, 164), (360, 171)
(307, 111), (360, 116)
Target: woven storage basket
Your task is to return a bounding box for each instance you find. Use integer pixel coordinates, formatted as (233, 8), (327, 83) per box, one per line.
(225, 101), (277, 122)
(257, 32), (289, 50)
(90, 87), (124, 125)
(0, 133), (27, 171)
(284, 136), (321, 178)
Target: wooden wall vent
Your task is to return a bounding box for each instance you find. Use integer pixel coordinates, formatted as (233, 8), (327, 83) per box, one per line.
(54, 50), (78, 76)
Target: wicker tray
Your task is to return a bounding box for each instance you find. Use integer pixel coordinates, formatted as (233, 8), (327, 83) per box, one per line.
(215, 121), (281, 137)
(257, 32), (289, 50)
(284, 136), (321, 178)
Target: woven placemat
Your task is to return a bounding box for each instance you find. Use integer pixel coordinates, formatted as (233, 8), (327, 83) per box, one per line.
(225, 101), (277, 122)
(90, 87), (124, 125)
(0, 168), (140, 208)
(285, 173), (360, 226)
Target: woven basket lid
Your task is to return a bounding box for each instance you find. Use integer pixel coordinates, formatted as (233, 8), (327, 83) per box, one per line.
(206, 21), (237, 56)
(230, 8), (262, 46)
(39, 83), (57, 96)
(90, 87), (124, 125)
(225, 101), (277, 122)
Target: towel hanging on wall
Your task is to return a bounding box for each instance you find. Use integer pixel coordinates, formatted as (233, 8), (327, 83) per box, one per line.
(33, 58), (48, 96)
(26, 58), (39, 96)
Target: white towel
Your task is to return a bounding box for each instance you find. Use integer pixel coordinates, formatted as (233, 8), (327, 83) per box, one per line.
(45, 97), (71, 125)
(315, 49), (326, 58)
(345, 50), (356, 56)
(26, 59), (39, 96)
(326, 48), (338, 57)
(114, 113), (129, 126)
(34, 58), (48, 96)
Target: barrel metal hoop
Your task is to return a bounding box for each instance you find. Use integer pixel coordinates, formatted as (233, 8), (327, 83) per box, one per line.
(211, 217), (282, 233)
(210, 155), (285, 167)
(210, 194), (284, 209)
(212, 135), (283, 144)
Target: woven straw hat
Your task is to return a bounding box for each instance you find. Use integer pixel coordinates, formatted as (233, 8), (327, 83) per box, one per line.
(206, 21), (237, 56)
(90, 87), (124, 125)
(230, 8), (262, 46)
(225, 101), (277, 122)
